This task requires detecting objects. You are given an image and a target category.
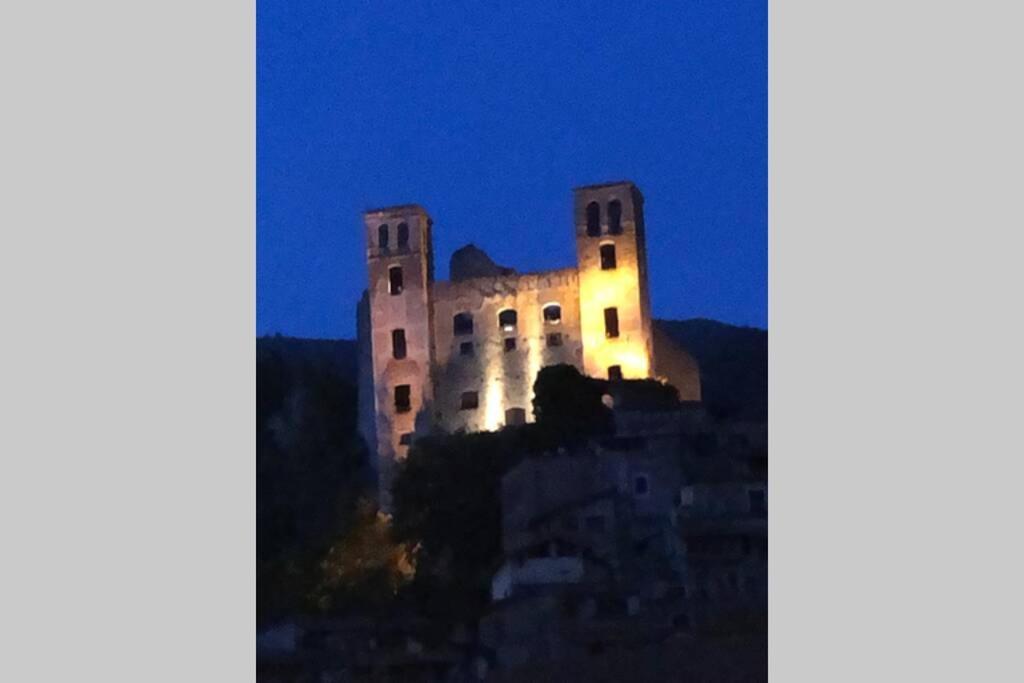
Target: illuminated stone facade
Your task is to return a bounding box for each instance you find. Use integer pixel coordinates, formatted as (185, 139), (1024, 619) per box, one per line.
(358, 181), (701, 507)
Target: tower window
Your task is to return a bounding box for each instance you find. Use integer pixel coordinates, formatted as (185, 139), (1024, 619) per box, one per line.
(460, 391), (479, 410)
(505, 407), (526, 426)
(460, 341), (474, 356)
(608, 200), (623, 234)
(396, 222), (409, 248)
(634, 475), (650, 496)
(399, 432), (413, 446)
(600, 243), (617, 270)
(504, 337), (517, 352)
(392, 329), (407, 359)
(608, 365), (623, 381)
(498, 309), (517, 332)
(604, 307), (619, 338)
(378, 224), (389, 249)
(388, 266), (403, 295)
(586, 201), (601, 236)
(394, 385), (411, 413)
(546, 332), (563, 347)
(543, 304), (562, 324)
(453, 312), (474, 336)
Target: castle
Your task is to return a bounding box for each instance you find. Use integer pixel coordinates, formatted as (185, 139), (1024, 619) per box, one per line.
(356, 181), (702, 507)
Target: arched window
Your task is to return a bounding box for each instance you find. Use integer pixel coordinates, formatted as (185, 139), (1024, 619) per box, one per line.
(396, 222), (409, 248)
(453, 312), (474, 336)
(543, 304), (562, 324)
(608, 200), (622, 234)
(498, 309), (517, 332)
(378, 224), (390, 249)
(586, 202), (601, 236)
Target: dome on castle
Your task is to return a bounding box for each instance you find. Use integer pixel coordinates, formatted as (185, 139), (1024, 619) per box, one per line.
(449, 244), (516, 281)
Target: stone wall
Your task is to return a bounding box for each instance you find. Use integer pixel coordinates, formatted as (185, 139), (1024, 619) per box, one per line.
(430, 268), (582, 433)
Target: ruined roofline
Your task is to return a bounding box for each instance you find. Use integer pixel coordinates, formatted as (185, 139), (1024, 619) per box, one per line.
(572, 179), (637, 192)
(432, 265), (579, 289)
(363, 203), (429, 217)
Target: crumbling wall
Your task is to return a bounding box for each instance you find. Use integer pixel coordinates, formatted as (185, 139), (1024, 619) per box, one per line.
(430, 268), (583, 433)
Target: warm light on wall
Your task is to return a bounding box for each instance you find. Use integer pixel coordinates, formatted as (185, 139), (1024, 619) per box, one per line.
(578, 263), (651, 379)
(484, 373), (505, 432)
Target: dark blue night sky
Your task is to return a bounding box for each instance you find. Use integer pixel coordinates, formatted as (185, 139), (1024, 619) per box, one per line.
(258, 1), (766, 339)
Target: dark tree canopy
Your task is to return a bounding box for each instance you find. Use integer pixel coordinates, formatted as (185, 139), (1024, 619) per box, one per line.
(531, 364), (613, 442)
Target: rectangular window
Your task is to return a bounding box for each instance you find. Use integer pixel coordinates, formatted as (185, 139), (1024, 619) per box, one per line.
(504, 337), (517, 352)
(607, 365), (622, 381)
(388, 266), (403, 295)
(394, 384), (411, 413)
(460, 391), (479, 410)
(453, 312), (474, 336)
(459, 341), (474, 356)
(600, 243), (617, 270)
(505, 407), (526, 425)
(604, 307), (619, 338)
(634, 475), (649, 496)
(546, 333), (563, 347)
(392, 329), (407, 359)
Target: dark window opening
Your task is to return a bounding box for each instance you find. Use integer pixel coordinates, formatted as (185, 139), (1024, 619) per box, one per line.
(505, 407), (526, 426)
(460, 341), (474, 356)
(399, 432), (413, 446)
(608, 200), (622, 234)
(604, 307), (619, 338)
(600, 243), (617, 270)
(543, 304), (562, 323)
(396, 222), (409, 248)
(586, 201), (601, 236)
(378, 224), (389, 249)
(460, 391), (479, 410)
(634, 475), (649, 495)
(504, 337), (517, 352)
(607, 365), (622, 381)
(547, 333), (563, 347)
(388, 266), (403, 295)
(392, 329), (407, 359)
(394, 385), (411, 413)
(453, 312), (473, 336)
(749, 489), (766, 516)
(498, 309), (517, 331)
(672, 614), (690, 630)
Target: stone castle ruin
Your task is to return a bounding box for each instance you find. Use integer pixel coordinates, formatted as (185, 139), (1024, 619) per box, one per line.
(357, 181), (701, 506)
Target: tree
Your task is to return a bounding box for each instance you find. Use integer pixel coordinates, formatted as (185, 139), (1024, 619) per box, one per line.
(310, 499), (414, 614)
(532, 364), (612, 442)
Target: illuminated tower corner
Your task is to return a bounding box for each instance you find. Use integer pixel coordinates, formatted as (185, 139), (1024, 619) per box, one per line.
(363, 204), (435, 510)
(573, 181), (655, 381)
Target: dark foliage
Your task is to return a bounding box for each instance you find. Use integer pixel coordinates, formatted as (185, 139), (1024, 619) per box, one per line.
(532, 364), (613, 441)
(257, 337), (371, 625)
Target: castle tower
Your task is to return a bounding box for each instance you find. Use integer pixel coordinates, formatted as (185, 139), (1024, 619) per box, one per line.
(573, 181), (655, 381)
(363, 205), (435, 508)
